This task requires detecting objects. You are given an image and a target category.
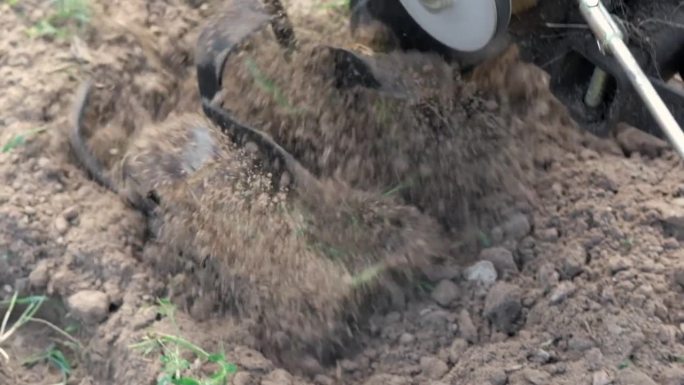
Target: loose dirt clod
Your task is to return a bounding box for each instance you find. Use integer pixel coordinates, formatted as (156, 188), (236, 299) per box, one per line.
(479, 247), (518, 277)
(67, 290), (110, 324)
(484, 282), (523, 334)
(465, 260), (498, 285)
(430, 280), (460, 307)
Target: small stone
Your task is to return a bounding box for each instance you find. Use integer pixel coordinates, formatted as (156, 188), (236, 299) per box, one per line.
(62, 206), (79, 221)
(67, 290), (110, 324)
(536, 263), (559, 293)
(615, 368), (657, 385)
(464, 260), (497, 285)
(484, 282), (523, 334)
(28, 260), (50, 288)
(458, 309), (478, 343)
(654, 302), (669, 321)
(488, 369), (508, 385)
(502, 213), (531, 240)
(420, 356), (448, 380)
(549, 281), (577, 305)
(521, 290), (540, 308)
(234, 347), (272, 371)
(448, 338), (468, 363)
(608, 257), (632, 274)
(593, 173), (619, 193)
(528, 349), (552, 364)
(54, 216), (69, 235)
(37, 157), (51, 168)
(232, 372), (252, 385)
(568, 336), (595, 352)
(535, 227), (559, 242)
(479, 247), (518, 277)
(548, 363), (567, 375)
(399, 333), (415, 345)
(559, 243), (586, 279)
(638, 283), (656, 296)
(657, 325), (677, 345)
(431, 279), (461, 307)
(261, 369), (292, 385)
(592, 371), (612, 385)
(616, 123), (668, 157)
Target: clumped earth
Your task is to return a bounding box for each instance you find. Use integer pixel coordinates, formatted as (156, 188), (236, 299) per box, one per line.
(1, 1), (684, 385)
(220, 29), (536, 233)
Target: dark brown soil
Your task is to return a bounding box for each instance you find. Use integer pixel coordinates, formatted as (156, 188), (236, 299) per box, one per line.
(219, 31), (536, 234)
(1, 0), (683, 385)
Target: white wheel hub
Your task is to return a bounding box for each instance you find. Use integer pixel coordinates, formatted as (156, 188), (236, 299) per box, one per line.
(397, 0), (511, 52)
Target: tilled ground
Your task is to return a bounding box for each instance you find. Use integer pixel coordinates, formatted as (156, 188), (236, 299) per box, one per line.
(1, 1), (684, 385)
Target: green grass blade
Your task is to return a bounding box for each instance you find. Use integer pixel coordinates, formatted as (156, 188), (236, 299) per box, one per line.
(47, 348), (72, 376)
(0, 292), (19, 337)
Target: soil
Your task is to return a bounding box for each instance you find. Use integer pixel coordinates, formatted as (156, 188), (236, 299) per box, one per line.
(1, 0), (684, 385)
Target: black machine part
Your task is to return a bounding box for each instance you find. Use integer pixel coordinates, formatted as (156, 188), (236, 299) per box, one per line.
(351, 0), (684, 140)
(510, 0), (684, 139)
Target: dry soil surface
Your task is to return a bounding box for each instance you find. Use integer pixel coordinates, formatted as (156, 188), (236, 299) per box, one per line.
(1, 0), (684, 384)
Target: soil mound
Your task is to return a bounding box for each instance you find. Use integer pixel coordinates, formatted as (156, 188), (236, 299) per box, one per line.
(218, 28), (538, 233)
(73, 84), (450, 374)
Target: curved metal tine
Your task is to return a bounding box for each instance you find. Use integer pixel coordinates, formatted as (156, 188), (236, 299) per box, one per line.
(263, 0), (297, 51)
(315, 46), (415, 100)
(195, 0), (272, 103)
(201, 99), (316, 190)
(315, 45), (383, 90)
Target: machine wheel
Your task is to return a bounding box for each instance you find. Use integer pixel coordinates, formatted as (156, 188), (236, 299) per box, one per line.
(350, 0), (511, 65)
